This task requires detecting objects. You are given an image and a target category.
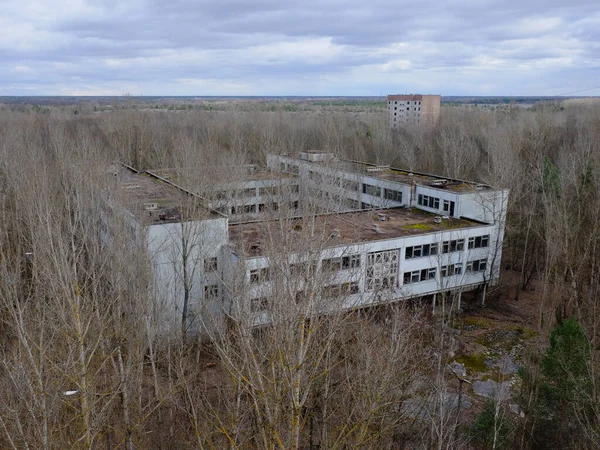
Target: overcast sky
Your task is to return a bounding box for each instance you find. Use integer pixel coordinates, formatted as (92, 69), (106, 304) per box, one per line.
(1, 0), (599, 96)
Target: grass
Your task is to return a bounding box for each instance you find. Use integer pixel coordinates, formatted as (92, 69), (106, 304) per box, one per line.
(476, 325), (536, 351)
(455, 353), (488, 373)
(453, 316), (492, 330)
(404, 223), (434, 231)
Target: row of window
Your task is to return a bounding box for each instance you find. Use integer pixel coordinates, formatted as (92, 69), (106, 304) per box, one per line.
(251, 254), (361, 284)
(468, 235), (489, 249)
(404, 259), (488, 285)
(251, 280), (362, 313)
(248, 257), (489, 309)
(418, 194), (440, 209)
(226, 200), (299, 215)
(322, 282), (360, 298)
(417, 195), (456, 214)
(249, 243), (489, 284)
(405, 235), (490, 259)
(403, 267), (436, 284)
(321, 254), (361, 271)
(389, 101), (422, 105)
(362, 183), (381, 196)
(280, 163), (300, 175)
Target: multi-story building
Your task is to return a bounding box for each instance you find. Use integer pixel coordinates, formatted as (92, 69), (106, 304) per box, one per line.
(114, 151), (508, 334)
(387, 94), (441, 128)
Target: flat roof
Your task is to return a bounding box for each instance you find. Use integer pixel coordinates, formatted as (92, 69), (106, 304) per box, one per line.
(115, 167), (220, 225)
(228, 207), (480, 258)
(387, 94), (441, 101)
(148, 166), (295, 186)
(281, 154), (491, 192)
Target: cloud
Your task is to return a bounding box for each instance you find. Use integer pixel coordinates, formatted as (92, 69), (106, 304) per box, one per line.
(0, 0), (599, 95)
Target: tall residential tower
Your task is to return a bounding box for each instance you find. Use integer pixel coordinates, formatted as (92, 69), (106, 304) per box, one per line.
(387, 94), (441, 128)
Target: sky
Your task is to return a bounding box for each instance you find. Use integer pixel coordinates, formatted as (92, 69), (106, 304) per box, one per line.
(1, 0), (599, 96)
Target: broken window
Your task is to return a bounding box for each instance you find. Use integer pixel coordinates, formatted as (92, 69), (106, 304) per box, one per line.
(366, 249), (398, 291)
(204, 257), (218, 272)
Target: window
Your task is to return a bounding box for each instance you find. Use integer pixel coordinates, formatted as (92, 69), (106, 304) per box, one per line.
(362, 183), (381, 197)
(289, 200), (299, 210)
(441, 263), (463, 277)
(346, 198), (360, 210)
(405, 243), (438, 259)
(403, 267), (436, 284)
(366, 249), (398, 291)
(259, 186), (278, 196)
(204, 257), (218, 272)
(242, 204), (255, 214)
(468, 235), (490, 249)
(242, 188), (256, 197)
(321, 257), (341, 272)
(280, 163), (286, 171)
(271, 202), (279, 211)
(442, 239), (465, 253)
(290, 262), (306, 276)
(417, 194), (440, 209)
(251, 297), (269, 312)
(443, 200), (450, 211)
(384, 188), (402, 202)
(204, 284), (219, 299)
(466, 259), (487, 272)
(250, 267), (270, 284)
(291, 184), (299, 193)
(344, 180), (359, 191)
(323, 282), (359, 298)
(342, 254), (361, 269)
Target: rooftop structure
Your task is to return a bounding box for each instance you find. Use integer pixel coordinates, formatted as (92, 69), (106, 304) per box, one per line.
(387, 94), (441, 128)
(277, 152), (492, 192)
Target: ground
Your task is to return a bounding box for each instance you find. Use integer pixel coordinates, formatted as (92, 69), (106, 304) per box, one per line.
(448, 269), (546, 429)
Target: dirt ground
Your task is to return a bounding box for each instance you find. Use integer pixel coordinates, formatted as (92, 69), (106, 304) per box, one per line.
(447, 268), (549, 429)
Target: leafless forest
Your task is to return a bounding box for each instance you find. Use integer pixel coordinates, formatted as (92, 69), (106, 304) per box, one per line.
(0, 99), (599, 449)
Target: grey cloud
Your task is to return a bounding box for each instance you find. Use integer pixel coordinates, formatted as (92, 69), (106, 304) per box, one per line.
(0, 0), (599, 95)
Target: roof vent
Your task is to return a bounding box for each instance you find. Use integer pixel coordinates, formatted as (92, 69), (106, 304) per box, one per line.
(376, 213), (388, 221)
(158, 208), (182, 221)
(475, 184), (485, 191)
(299, 151), (332, 162)
(372, 224), (382, 233)
(245, 164), (257, 174)
(144, 202), (158, 211)
(430, 179), (447, 187)
(331, 228), (341, 238)
(433, 216), (443, 224)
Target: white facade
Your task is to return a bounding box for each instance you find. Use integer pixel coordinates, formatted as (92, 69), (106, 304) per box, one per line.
(146, 217), (228, 334)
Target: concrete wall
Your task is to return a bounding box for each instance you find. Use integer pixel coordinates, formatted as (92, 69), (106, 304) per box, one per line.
(231, 222), (499, 325)
(146, 216), (229, 335)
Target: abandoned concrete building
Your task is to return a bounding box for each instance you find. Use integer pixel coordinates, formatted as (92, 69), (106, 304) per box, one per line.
(387, 94), (441, 127)
(112, 151), (508, 333)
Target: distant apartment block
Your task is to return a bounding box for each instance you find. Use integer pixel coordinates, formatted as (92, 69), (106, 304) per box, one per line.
(110, 151), (508, 335)
(387, 94), (441, 128)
